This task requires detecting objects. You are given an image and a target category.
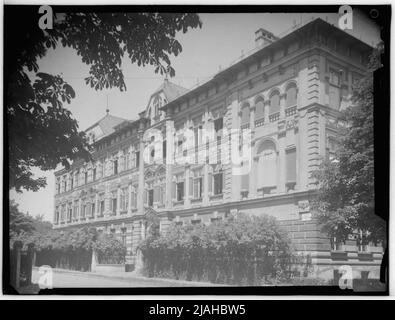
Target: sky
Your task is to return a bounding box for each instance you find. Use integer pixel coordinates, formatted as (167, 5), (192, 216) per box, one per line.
(9, 11), (380, 221)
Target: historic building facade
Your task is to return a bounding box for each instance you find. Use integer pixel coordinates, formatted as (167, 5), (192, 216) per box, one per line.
(53, 19), (382, 280)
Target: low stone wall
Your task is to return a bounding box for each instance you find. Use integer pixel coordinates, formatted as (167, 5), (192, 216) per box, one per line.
(277, 218), (384, 281)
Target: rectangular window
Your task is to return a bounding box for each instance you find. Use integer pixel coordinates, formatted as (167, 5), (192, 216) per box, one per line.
(213, 172), (223, 195)
(81, 200), (86, 219)
(120, 187), (128, 212)
(176, 182), (184, 201)
(67, 206), (72, 222)
(111, 191), (117, 215)
(99, 194), (105, 216)
(91, 200), (95, 218)
(148, 189), (154, 207)
(193, 177), (203, 199)
(286, 148), (297, 183)
(214, 118), (223, 134)
(84, 172), (88, 184)
(135, 151), (140, 168)
(113, 159), (118, 175)
(121, 228), (127, 247)
(329, 69), (341, 86)
(93, 168), (96, 181)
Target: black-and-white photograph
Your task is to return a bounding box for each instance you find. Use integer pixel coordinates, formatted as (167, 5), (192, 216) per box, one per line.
(2, 3), (390, 296)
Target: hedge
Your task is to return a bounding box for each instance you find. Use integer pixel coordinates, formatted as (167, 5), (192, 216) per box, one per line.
(139, 213), (299, 285)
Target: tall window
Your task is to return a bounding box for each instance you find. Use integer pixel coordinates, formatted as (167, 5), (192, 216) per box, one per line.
(120, 187), (128, 212)
(240, 103), (250, 125)
(56, 179), (60, 194)
(269, 91), (280, 114)
(121, 228), (127, 247)
(93, 167), (96, 181)
(81, 199), (86, 219)
(99, 194), (105, 216)
(329, 69), (341, 109)
(89, 198), (95, 218)
(54, 207), (59, 224)
(285, 83), (297, 107)
(113, 158), (118, 175)
(111, 191), (117, 215)
(286, 147), (297, 191)
(191, 169), (203, 199)
(84, 171), (88, 184)
(256, 140), (277, 191)
(73, 200), (79, 220)
(131, 186), (137, 209)
(148, 189), (154, 207)
(213, 171), (223, 195)
(176, 182), (184, 201)
(123, 148), (130, 171)
(255, 97), (265, 121)
(135, 151), (140, 168)
(67, 205), (72, 222)
(70, 174), (73, 190)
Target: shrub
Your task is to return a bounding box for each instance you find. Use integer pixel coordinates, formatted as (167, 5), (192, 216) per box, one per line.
(139, 213), (295, 285)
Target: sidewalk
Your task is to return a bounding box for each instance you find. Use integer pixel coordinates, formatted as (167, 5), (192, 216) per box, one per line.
(32, 267), (226, 287)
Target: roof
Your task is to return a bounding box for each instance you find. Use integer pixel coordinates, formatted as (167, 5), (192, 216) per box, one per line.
(160, 18), (374, 112)
(153, 79), (189, 102)
(85, 113), (128, 140)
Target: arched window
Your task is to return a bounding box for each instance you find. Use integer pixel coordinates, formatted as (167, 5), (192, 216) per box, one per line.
(255, 97), (265, 120)
(240, 103), (250, 125)
(269, 90), (280, 114)
(285, 83), (297, 107)
(256, 140), (277, 190)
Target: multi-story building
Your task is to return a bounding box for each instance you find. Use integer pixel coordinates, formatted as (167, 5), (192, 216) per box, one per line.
(53, 18), (383, 280)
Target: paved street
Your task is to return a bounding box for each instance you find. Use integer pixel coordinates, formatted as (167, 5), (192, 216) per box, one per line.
(31, 268), (212, 288)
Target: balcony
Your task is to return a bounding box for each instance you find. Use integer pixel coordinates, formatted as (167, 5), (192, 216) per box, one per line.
(269, 112), (280, 122)
(254, 118), (265, 127)
(285, 105), (297, 117)
(241, 123), (250, 130)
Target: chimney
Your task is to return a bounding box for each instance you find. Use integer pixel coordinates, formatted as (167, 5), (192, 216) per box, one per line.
(255, 28), (278, 48)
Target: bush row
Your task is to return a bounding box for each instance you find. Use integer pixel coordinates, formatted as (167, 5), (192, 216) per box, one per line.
(139, 213), (299, 285)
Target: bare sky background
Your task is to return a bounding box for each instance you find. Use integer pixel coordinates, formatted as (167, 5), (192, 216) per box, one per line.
(9, 12), (380, 221)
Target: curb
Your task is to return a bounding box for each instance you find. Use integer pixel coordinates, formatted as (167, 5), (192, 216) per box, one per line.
(32, 267), (226, 287)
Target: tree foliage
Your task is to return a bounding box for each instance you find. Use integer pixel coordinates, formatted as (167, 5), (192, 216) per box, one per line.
(5, 7), (202, 192)
(313, 48), (385, 244)
(139, 213), (295, 285)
